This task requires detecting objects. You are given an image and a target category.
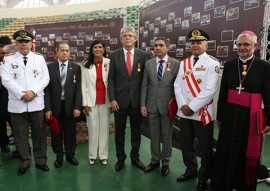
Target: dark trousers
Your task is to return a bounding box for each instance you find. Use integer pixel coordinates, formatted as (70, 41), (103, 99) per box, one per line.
(11, 110), (47, 168)
(114, 106), (141, 161)
(0, 85), (10, 147)
(0, 112), (11, 147)
(179, 118), (214, 182)
(51, 101), (76, 159)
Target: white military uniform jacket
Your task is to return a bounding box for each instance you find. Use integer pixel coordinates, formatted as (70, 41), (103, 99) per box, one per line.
(174, 52), (220, 121)
(1, 51), (50, 113)
(81, 57), (111, 108)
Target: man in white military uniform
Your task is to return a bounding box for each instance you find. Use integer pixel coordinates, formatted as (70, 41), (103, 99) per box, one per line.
(174, 28), (220, 191)
(1, 30), (50, 175)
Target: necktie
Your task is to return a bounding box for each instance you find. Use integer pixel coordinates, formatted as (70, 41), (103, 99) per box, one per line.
(126, 51), (132, 76)
(193, 57), (199, 66)
(157, 60), (164, 82)
(23, 57), (27, 66)
(60, 63), (66, 98)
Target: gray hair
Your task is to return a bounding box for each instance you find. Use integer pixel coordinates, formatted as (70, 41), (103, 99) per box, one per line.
(4, 44), (17, 54)
(120, 26), (137, 38)
(237, 33), (257, 44)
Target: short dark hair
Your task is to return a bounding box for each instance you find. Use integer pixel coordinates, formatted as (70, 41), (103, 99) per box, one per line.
(0, 36), (12, 45)
(57, 41), (69, 51)
(154, 37), (170, 46)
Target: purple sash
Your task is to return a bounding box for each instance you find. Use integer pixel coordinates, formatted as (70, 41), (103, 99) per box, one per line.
(227, 89), (262, 186)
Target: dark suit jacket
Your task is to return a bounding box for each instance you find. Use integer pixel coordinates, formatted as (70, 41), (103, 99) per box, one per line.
(0, 84), (8, 115)
(108, 48), (148, 109)
(44, 60), (82, 117)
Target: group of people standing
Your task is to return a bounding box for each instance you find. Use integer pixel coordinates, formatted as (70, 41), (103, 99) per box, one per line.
(0, 25), (270, 191)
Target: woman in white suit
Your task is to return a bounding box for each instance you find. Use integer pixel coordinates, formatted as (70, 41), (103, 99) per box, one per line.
(81, 40), (110, 165)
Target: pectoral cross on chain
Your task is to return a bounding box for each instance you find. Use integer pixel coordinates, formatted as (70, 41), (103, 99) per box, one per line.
(236, 83), (244, 94)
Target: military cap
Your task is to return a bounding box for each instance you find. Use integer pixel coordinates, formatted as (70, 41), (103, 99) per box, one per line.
(13, 30), (34, 41)
(188, 28), (210, 41)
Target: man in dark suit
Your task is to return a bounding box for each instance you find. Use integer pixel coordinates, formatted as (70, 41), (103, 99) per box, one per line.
(141, 37), (180, 176)
(45, 42), (82, 168)
(0, 37), (12, 153)
(0, 43), (11, 153)
(108, 26), (148, 171)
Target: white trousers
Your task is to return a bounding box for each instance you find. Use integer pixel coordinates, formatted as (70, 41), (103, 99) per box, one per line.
(86, 104), (110, 160)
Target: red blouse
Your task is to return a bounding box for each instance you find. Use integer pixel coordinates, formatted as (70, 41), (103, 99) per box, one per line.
(95, 60), (106, 104)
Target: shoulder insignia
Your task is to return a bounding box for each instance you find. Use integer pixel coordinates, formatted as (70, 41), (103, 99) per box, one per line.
(209, 55), (219, 61)
(215, 66), (220, 73)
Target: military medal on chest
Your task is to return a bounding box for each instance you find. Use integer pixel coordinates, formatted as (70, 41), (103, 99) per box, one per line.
(73, 74), (76, 83)
(104, 63), (108, 71)
(182, 69), (192, 80)
(167, 63), (171, 72)
(33, 69), (38, 78)
(12, 64), (18, 79)
(137, 63), (141, 72)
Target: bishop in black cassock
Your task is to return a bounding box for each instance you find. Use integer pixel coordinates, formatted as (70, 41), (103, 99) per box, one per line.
(210, 31), (270, 191)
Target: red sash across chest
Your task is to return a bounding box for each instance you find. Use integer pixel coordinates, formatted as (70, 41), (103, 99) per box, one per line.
(183, 58), (212, 126)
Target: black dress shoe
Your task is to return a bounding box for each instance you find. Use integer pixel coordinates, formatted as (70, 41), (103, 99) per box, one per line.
(177, 173), (197, 182)
(115, 160), (124, 171)
(35, 164), (49, 172)
(66, 156), (79, 166)
(197, 181), (207, 191)
(161, 165), (169, 176)
(131, 159), (145, 170)
(1, 145), (10, 153)
(11, 150), (21, 159)
(144, 163), (160, 172)
(17, 166), (29, 176)
(54, 158), (63, 168)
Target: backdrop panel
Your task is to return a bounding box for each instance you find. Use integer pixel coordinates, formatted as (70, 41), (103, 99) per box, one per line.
(25, 18), (123, 63)
(139, 0), (264, 63)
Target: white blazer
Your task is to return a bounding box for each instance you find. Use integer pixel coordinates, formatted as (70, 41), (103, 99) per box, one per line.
(81, 57), (111, 108)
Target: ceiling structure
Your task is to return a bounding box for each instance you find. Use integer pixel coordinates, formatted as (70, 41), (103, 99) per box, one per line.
(0, 0), (101, 8)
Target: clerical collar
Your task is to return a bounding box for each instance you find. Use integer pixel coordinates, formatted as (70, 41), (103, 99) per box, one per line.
(239, 55), (254, 63)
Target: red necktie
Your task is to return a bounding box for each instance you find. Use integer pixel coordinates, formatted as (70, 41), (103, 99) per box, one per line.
(126, 51), (132, 76)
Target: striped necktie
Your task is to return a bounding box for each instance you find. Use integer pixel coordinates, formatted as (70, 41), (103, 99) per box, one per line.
(60, 63), (66, 98)
(157, 60), (164, 82)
